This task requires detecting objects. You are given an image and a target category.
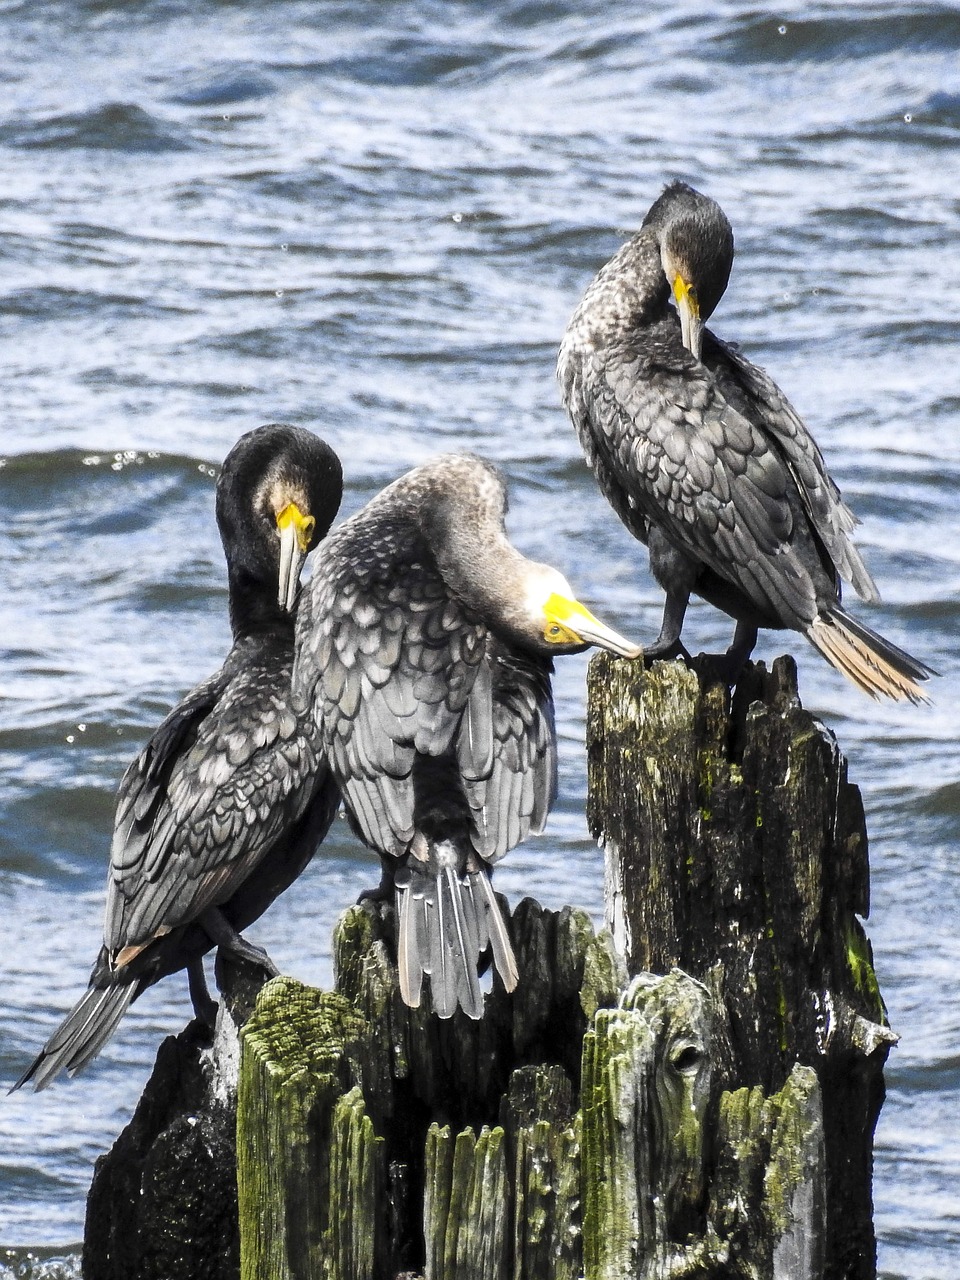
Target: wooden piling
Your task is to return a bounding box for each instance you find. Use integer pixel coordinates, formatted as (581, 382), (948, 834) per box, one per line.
(84, 657), (893, 1280)
(586, 654), (895, 1277)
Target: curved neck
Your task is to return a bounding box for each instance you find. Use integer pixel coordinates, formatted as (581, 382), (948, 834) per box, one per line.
(226, 563), (291, 639)
(571, 231), (670, 343)
(423, 504), (535, 644)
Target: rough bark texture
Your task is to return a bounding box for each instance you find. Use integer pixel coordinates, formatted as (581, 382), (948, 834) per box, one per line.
(82, 954), (270, 1280)
(83, 657), (888, 1280)
(236, 899), (622, 1280)
(587, 655), (895, 1279)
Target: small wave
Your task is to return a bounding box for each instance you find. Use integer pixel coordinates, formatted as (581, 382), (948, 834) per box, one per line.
(268, 36), (518, 89)
(6, 103), (193, 153)
(712, 9), (960, 64)
(168, 70), (275, 108)
(0, 448), (218, 485)
(903, 91), (960, 133)
(0, 1246), (81, 1280)
(1, 286), (186, 322)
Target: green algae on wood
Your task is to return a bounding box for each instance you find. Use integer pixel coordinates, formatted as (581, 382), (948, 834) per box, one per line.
(236, 978), (370, 1280)
(587, 654), (892, 1279)
(581, 971), (720, 1280)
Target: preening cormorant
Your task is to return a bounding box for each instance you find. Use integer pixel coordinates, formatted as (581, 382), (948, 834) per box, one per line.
(558, 181), (932, 701)
(293, 453), (641, 1020)
(15, 424), (343, 1090)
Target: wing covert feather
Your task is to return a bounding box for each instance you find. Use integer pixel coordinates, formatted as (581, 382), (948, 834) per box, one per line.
(297, 528), (487, 859)
(566, 328), (824, 625)
(702, 332), (878, 602)
(105, 641), (326, 952)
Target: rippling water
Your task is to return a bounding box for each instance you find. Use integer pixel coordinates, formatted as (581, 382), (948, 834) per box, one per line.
(1, 2), (959, 1274)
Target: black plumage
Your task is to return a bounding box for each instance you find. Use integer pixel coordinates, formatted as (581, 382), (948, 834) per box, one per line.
(294, 453), (641, 1019)
(15, 423), (343, 1090)
(558, 181), (933, 702)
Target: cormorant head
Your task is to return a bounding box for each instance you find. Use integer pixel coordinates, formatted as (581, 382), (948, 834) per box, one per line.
(523, 564), (643, 659)
(216, 423), (343, 621)
(642, 182), (734, 360)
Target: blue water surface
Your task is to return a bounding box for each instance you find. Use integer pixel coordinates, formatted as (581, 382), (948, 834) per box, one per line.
(1, 3), (959, 1275)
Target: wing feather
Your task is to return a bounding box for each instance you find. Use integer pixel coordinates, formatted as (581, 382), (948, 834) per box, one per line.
(105, 637), (325, 953)
(703, 331), (879, 602)
(297, 518), (486, 860)
(563, 321), (825, 627)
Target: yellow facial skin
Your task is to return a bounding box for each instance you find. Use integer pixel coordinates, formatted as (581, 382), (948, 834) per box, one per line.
(276, 501), (316, 552)
(672, 273), (699, 319)
(542, 593), (643, 659)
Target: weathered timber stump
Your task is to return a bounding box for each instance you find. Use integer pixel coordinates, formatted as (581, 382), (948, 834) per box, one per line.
(587, 654), (896, 1279)
(83, 953), (269, 1280)
(82, 657), (892, 1280)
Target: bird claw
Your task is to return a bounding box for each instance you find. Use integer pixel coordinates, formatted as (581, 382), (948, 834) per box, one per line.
(642, 638), (692, 667)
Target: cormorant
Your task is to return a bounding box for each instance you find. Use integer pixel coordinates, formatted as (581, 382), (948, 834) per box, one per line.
(15, 424), (343, 1090)
(293, 453), (641, 1019)
(558, 181), (932, 701)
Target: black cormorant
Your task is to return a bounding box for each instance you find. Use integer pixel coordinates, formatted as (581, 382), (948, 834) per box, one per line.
(558, 181), (932, 701)
(15, 423), (343, 1090)
(293, 453), (641, 1020)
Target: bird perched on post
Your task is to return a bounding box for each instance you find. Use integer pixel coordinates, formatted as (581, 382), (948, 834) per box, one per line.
(294, 453), (641, 1020)
(558, 181), (932, 702)
(15, 424), (343, 1090)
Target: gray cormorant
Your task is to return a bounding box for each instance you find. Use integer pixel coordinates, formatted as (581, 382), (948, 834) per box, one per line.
(293, 453), (641, 1020)
(15, 424), (343, 1090)
(558, 181), (932, 701)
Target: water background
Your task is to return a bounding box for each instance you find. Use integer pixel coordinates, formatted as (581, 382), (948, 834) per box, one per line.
(1, 2), (959, 1275)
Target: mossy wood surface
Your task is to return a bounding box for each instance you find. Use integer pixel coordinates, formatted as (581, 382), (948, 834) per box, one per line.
(237, 898), (623, 1280)
(587, 655), (895, 1279)
(86, 657), (883, 1280)
(236, 907), (830, 1280)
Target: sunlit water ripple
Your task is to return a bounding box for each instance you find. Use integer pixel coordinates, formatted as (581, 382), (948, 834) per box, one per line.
(1, 3), (959, 1275)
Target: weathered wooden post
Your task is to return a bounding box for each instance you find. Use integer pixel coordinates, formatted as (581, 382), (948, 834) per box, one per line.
(586, 654), (895, 1278)
(82, 657), (893, 1280)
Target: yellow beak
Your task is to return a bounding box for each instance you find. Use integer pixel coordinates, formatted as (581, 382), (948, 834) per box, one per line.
(544, 593), (643, 659)
(673, 274), (703, 361)
(276, 502), (315, 611)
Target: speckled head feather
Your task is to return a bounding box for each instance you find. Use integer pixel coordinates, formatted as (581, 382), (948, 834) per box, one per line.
(642, 181), (734, 323)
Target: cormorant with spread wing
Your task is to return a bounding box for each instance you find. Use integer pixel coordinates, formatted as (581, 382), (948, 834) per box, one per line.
(15, 424), (343, 1089)
(294, 453), (641, 1020)
(558, 181), (932, 701)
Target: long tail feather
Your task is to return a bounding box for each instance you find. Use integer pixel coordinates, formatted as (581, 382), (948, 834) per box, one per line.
(475, 872), (519, 993)
(394, 841), (517, 1019)
(13, 982), (138, 1092)
(807, 608), (934, 704)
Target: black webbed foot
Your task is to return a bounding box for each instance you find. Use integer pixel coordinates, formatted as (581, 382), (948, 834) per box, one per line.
(357, 864), (395, 905)
(642, 636), (692, 666)
(696, 649), (748, 686)
(187, 958), (218, 1028)
(200, 907), (280, 978)
(695, 621), (759, 687)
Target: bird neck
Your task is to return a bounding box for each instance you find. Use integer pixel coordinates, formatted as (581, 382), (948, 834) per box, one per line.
(425, 511), (537, 646)
(226, 563), (291, 640)
(568, 231), (669, 343)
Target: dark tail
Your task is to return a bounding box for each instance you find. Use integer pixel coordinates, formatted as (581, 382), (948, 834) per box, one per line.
(12, 981), (138, 1092)
(807, 607), (935, 704)
(395, 840), (518, 1020)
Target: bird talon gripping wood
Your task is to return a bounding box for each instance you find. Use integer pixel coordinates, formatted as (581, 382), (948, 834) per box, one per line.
(558, 181), (933, 702)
